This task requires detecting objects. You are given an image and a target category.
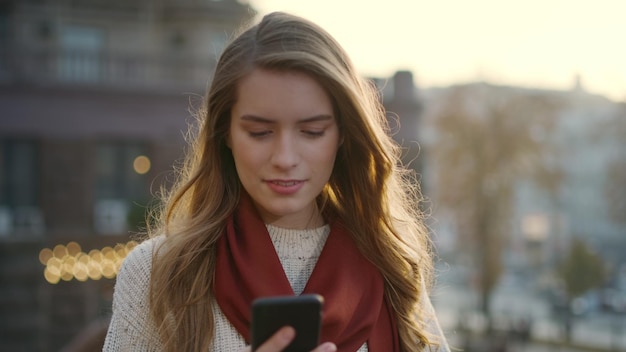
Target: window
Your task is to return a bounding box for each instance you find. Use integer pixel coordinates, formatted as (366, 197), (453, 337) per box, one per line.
(93, 141), (151, 234)
(0, 139), (44, 236)
(58, 25), (105, 82)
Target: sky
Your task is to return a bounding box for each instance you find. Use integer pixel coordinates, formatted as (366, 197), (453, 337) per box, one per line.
(249, 0), (626, 101)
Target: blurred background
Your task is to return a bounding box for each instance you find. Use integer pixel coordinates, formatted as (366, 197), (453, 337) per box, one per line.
(0, 1), (624, 351)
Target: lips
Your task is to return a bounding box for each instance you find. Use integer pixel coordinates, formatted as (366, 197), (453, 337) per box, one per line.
(265, 179), (305, 195)
(270, 180), (300, 186)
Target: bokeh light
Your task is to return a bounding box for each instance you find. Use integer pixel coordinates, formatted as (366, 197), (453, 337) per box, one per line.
(39, 241), (138, 284)
(133, 155), (151, 175)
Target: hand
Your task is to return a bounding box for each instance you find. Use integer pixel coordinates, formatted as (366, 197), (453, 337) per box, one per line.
(240, 326), (337, 352)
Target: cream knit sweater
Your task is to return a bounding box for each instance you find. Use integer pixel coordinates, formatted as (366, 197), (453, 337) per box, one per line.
(103, 225), (449, 351)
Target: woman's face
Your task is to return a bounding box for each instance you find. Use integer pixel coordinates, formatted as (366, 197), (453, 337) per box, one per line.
(228, 68), (340, 229)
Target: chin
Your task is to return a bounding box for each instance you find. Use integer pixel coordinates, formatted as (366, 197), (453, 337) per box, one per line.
(263, 202), (309, 219)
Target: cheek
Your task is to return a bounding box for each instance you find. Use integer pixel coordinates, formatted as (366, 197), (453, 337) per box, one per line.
(311, 143), (340, 170)
(232, 147), (254, 168)
(231, 141), (264, 171)
(229, 131), (250, 162)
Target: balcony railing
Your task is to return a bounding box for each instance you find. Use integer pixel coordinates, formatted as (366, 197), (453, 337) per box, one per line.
(0, 48), (216, 92)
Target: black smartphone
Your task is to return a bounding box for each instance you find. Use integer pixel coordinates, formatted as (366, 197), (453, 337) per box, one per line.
(251, 294), (324, 352)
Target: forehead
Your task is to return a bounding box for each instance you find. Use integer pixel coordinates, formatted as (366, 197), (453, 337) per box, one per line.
(233, 68), (334, 120)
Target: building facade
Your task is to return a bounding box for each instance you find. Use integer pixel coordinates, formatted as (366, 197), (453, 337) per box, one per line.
(0, 1), (253, 350)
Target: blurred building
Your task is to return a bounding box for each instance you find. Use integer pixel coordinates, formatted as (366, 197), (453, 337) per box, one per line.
(420, 79), (626, 285)
(383, 71), (424, 178)
(0, 0), (253, 350)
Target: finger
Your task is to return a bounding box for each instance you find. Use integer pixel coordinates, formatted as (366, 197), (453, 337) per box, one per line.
(255, 326), (295, 352)
(311, 342), (337, 352)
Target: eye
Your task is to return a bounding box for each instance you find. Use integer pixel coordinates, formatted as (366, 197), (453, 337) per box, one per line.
(302, 130), (325, 137)
(248, 130), (272, 138)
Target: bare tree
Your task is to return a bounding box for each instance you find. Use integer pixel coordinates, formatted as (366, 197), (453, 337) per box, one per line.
(429, 83), (563, 320)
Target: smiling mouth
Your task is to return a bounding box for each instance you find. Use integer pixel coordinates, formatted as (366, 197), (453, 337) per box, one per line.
(265, 179), (304, 195)
(268, 180), (301, 186)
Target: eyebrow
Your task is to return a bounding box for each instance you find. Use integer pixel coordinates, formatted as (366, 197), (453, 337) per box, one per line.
(239, 114), (334, 124)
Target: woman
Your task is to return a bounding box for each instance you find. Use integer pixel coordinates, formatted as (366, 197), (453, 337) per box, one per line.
(104, 11), (449, 352)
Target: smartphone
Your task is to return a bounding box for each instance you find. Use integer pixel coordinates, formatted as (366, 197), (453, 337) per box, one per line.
(251, 294), (324, 352)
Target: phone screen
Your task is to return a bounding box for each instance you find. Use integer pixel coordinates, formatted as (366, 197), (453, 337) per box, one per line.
(251, 294), (324, 352)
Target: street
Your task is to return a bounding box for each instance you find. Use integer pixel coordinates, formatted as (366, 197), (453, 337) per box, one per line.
(432, 271), (626, 352)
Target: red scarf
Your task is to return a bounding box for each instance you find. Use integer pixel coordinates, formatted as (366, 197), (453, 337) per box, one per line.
(214, 195), (400, 351)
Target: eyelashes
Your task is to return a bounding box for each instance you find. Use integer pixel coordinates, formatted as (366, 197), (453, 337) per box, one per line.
(249, 131), (271, 138)
(302, 130), (325, 137)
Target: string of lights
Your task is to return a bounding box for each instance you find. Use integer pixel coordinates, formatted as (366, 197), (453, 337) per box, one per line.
(38, 241), (138, 284)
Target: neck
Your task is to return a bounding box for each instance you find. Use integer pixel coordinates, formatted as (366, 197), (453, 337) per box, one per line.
(257, 199), (325, 230)
(265, 210), (325, 229)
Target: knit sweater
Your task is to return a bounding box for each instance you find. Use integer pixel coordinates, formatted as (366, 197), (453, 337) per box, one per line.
(103, 225), (449, 351)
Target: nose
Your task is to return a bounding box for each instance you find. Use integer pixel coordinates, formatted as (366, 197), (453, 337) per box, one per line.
(270, 133), (299, 169)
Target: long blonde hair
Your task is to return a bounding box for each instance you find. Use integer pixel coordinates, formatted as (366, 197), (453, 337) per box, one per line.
(149, 11), (436, 351)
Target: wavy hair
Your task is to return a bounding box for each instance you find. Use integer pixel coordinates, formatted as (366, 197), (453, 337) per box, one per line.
(149, 11), (436, 351)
